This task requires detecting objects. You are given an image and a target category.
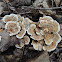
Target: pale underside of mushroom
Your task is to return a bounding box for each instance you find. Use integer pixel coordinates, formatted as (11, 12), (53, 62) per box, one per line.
(2, 14), (18, 23)
(32, 40), (43, 51)
(43, 33), (61, 52)
(5, 21), (20, 36)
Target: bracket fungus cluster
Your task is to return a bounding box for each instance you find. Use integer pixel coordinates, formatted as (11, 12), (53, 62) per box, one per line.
(0, 14), (61, 52)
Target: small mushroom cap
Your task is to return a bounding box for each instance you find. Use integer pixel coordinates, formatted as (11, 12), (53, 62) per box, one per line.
(5, 21), (20, 36)
(16, 29), (26, 39)
(22, 18), (33, 31)
(35, 28), (40, 35)
(43, 33), (61, 52)
(2, 14), (18, 23)
(41, 24), (54, 33)
(28, 24), (44, 40)
(44, 34), (54, 45)
(16, 23), (26, 39)
(27, 24), (36, 35)
(0, 36), (1, 42)
(49, 20), (60, 33)
(39, 20), (60, 33)
(15, 42), (24, 49)
(15, 35), (30, 49)
(43, 43), (57, 52)
(39, 16), (53, 21)
(17, 15), (25, 22)
(23, 35), (30, 45)
(32, 40), (43, 51)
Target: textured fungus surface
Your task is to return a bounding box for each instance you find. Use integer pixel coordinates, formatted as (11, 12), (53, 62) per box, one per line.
(0, 14), (61, 52)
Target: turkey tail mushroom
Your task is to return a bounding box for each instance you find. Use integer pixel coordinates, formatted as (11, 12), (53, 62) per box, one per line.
(15, 36), (30, 49)
(5, 21), (20, 36)
(2, 14), (18, 23)
(27, 24), (44, 40)
(16, 22), (26, 39)
(31, 40), (43, 51)
(43, 33), (61, 52)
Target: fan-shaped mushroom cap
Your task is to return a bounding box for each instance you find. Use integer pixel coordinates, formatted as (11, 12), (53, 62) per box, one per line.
(17, 15), (25, 22)
(5, 21), (20, 36)
(15, 41), (24, 49)
(39, 20), (60, 33)
(42, 24), (53, 34)
(23, 35), (30, 45)
(15, 35), (30, 49)
(28, 24), (44, 40)
(0, 36), (1, 42)
(16, 22), (26, 39)
(44, 34), (54, 45)
(49, 20), (60, 33)
(27, 24), (36, 35)
(31, 40), (43, 51)
(43, 33), (61, 52)
(22, 18), (33, 31)
(39, 16), (53, 21)
(2, 14), (18, 23)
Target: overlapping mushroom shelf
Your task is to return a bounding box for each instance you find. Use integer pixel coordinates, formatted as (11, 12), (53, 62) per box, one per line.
(0, 14), (61, 52)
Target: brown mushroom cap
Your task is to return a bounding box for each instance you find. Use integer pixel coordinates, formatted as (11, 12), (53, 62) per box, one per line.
(15, 35), (30, 49)
(27, 24), (36, 35)
(43, 33), (61, 52)
(39, 16), (53, 21)
(5, 21), (20, 36)
(2, 14), (18, 23)
(16, 22), (26, 39)
(31, 40), (43, 51)
(41, 24), (54, 34)
(28, 24), (44, 40)
(23, 35), (30, 45)
(39, 20), (60, 33)
(17, 15), (25, 23)
(44, 33), (54, 45)
(15, 41), (24, 49)
(22, 18), (33, 31)
(48, 20), (60, 33)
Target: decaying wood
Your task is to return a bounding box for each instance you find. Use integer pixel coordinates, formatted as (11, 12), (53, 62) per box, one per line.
(27, 51), (50, 62)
